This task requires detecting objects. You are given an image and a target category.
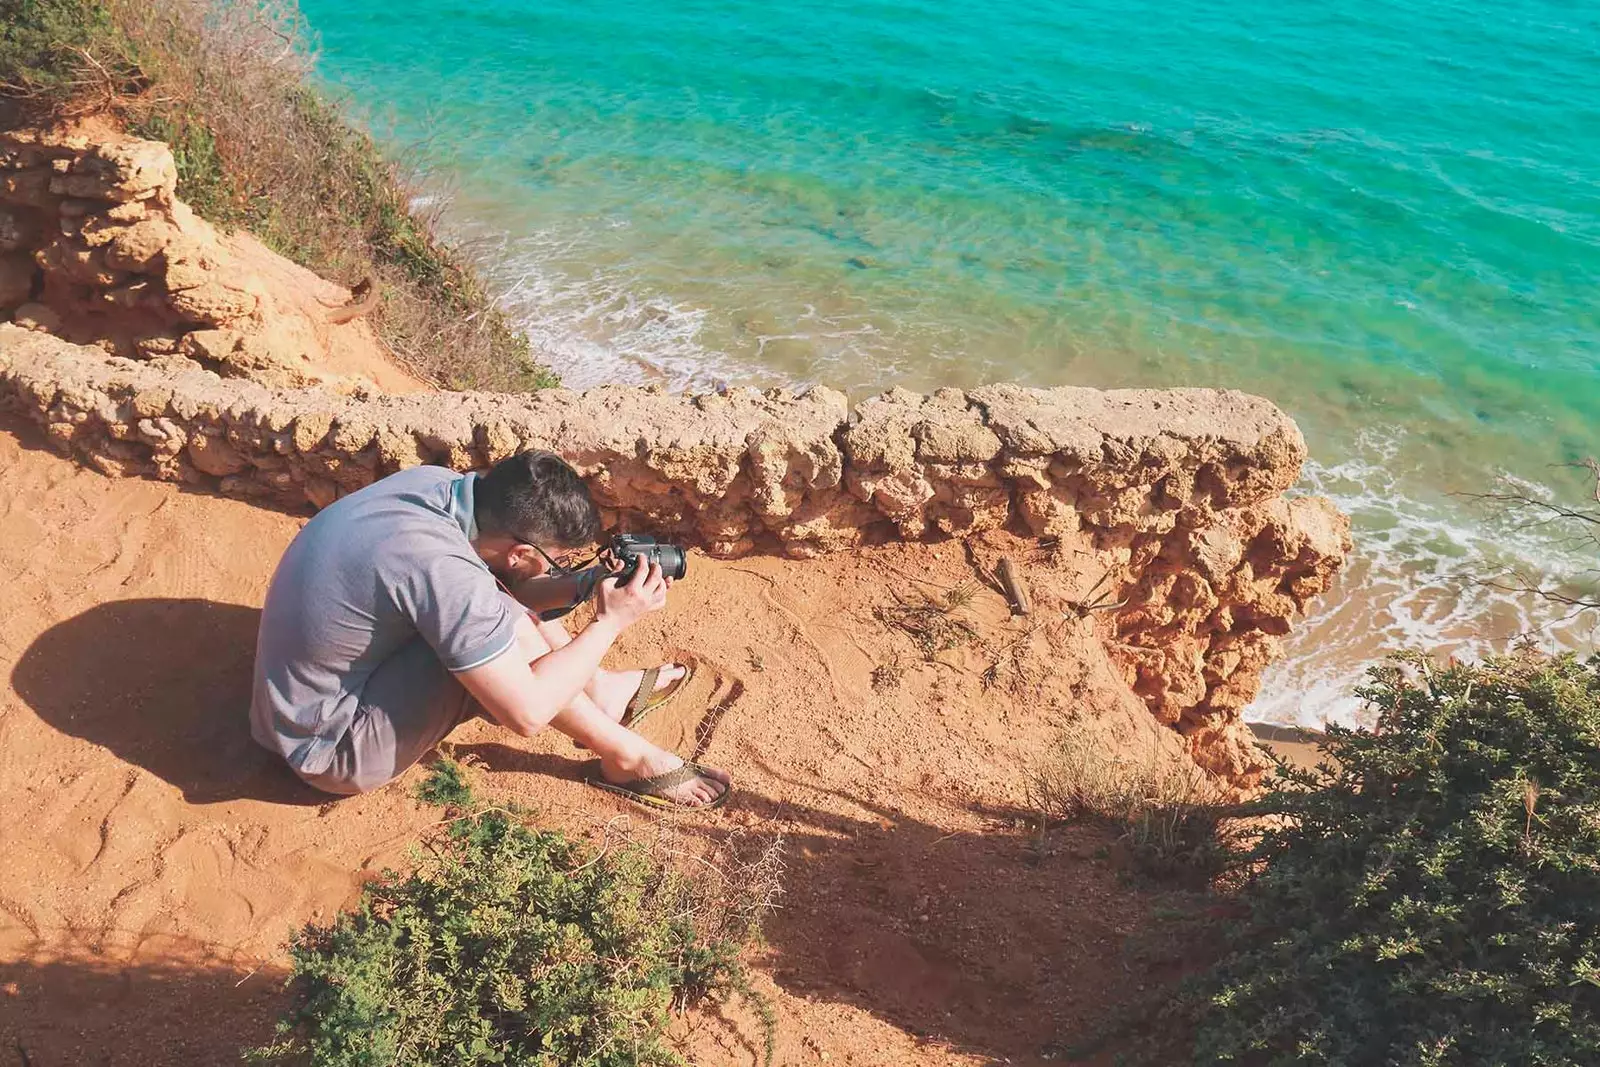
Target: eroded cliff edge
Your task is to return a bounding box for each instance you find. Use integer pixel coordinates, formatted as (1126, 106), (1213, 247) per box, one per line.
(0, 128), (414, 392)
(0, 323), (1349, 787)
(0, 128), (1349, 789)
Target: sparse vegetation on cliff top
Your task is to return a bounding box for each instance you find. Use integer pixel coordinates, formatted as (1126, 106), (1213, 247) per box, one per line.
(252, 760), (781, 1066)
(1, 0), (557, 391)
(1190, 651), (1600, 1065)
(1045, 652), (1600, 1064)
(1029, 723), (1231, 887)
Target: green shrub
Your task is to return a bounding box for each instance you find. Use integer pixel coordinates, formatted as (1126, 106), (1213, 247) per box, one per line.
(128, 108), (237, 222)
(251, 809), (777, 1066)
(1192, 651), (1600, 1066)
(0, 0), (140, 105)
(414, 755), (475, 809)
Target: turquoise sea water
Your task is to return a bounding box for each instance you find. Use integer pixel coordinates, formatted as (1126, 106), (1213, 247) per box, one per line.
(300, 0), (1600, 726)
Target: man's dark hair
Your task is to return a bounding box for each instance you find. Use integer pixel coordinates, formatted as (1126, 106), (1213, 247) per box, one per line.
(474, 451), (601, 549)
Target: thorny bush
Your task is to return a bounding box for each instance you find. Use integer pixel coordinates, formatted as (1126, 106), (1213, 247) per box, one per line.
(1190, 651), (1600, 1066)
(252, 761), (781, 1066)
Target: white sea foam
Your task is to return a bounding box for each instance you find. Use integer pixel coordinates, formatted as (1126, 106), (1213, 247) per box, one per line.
(464, 218), (935, 394)
(1249, 427), (1600, 729)
(456, 220), (756, 392)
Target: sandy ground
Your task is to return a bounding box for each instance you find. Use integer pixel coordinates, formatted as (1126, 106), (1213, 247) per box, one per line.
(1250, 723), (1332, 773)
(0, 413), (1208, 1065)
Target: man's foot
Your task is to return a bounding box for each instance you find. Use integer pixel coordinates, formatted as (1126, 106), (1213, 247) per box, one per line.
(589, 663), (688, 722)
(599, 744), (731, 808)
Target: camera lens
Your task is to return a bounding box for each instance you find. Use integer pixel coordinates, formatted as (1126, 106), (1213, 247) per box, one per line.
(657, 544), (688, 581)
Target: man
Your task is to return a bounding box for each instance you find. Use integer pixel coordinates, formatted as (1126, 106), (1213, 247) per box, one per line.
(250, 450), (731, 808)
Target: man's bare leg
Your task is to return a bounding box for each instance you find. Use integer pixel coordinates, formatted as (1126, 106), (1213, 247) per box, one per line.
(531, 616), (687, 721)
(513, 615), (728, 806)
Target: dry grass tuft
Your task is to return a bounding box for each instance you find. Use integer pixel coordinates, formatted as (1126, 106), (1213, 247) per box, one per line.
(875, 585), (981, 659)
(941, 580), (981, 611)
(658, 824), (788, 949)
(1029, 724), (1230, 884)
(870, 658), (905, 691)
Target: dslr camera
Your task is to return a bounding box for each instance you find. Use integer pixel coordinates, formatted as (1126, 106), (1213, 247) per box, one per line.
(605, 533), (688, 584)
(519, 533), (688, 622)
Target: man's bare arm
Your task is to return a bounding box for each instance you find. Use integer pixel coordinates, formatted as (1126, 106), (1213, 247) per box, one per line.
(455, 613), (622, 735)
(504, 571), (594, 616)
(455, 562), (668, 735)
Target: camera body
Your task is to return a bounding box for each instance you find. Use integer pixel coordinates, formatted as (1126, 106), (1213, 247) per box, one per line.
(608, 533), (688, 584)
(514, 533), (688, 622)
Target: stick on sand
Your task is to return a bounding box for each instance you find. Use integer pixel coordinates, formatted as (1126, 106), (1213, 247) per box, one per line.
(996, 556), (1031, 616)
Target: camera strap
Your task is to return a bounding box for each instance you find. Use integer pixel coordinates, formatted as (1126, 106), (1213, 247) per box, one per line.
(498, 566), (606, 622)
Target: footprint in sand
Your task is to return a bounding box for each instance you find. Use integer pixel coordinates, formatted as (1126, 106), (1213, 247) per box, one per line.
(626, 652), (745, 763)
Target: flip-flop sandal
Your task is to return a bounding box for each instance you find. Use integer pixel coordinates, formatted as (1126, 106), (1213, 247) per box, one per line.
(620, 662), (695, 730)
(573, 663), (695, 751)
(589, 759), (731, 811)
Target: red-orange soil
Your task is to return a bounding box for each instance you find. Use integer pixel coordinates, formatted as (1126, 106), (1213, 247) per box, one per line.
(0, 414), (1207, 1065)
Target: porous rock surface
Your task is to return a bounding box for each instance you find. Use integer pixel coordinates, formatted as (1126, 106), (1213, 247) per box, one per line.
(0, 130), (383, 389)
(0, 325), (1350, 786)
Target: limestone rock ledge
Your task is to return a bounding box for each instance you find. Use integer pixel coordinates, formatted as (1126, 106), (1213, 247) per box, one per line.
(0, 325), (1350, 786)
(0, 129), (394, 390)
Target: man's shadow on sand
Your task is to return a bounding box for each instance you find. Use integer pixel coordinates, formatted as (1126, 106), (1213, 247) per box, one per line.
(11, 598), (325, 805)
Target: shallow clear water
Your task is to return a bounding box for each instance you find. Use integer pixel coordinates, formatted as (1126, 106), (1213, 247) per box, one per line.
(300, 0), (1600, 725)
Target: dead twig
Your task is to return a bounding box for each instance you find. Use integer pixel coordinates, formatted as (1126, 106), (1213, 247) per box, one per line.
(996, 555), (1032, 616)
(1461, 574), (1600, 612)
(875, 593), (980, 659)
(981, 619), (1044, 687)
(1064, 567), (1130, 619)
(1060, 566), (1130, 619)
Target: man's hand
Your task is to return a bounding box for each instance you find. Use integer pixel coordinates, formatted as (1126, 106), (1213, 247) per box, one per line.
(595, 559), (670, 632)
(460, 565), (667, 738)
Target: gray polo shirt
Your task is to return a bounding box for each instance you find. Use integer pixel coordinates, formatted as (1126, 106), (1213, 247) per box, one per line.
(251, 466), (519, 776)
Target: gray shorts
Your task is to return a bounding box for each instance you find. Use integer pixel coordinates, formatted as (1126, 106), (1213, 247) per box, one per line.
(298, 595), (525, 795)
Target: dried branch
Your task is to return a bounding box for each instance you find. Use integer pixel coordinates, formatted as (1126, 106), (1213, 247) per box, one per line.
(996, 556), (1032, 616)
(1455, 457), (1600, 537)
(1461, 574), (1600, 613)
(1452, 459), (1600, 622)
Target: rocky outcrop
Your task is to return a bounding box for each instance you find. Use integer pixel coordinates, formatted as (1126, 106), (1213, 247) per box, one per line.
(0, 130), (398, 391)
(0, 325), (1350, 785)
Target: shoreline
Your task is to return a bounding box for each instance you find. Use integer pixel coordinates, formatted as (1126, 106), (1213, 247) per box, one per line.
(1250, 722), (1331, 774)
(424, 194), (1600, 736)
